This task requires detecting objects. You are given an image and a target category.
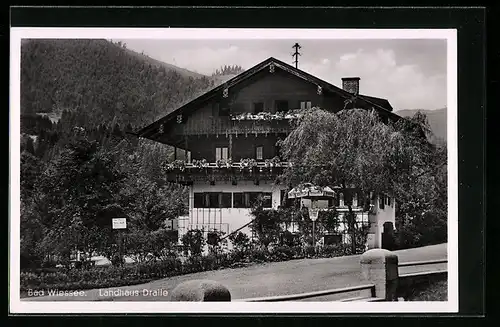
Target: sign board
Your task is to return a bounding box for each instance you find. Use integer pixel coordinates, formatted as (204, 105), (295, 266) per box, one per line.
(308, 207), (320, 221)
(112, 218), (127, 230)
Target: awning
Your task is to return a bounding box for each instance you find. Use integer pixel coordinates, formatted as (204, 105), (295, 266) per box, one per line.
(287, 183), (336, 200)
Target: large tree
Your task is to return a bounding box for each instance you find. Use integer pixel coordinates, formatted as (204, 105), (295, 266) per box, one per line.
(24, 138), (126, 265)
(278, 108), (446, 251)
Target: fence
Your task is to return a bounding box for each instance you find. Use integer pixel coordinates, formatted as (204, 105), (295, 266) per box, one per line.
(170, 249), (447, 302)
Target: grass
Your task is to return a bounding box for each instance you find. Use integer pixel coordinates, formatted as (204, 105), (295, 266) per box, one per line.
(406, 280), (448, 301)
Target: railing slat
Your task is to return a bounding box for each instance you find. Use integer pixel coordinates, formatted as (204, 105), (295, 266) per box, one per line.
(398, 259), (447, 267)
(237, 284), (375, 302)
(399, 270), (447, 278)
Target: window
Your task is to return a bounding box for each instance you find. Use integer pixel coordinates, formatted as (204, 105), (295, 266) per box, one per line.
(261, 193), (272, 208)
(387, 196), (392, 206)
(379, 194), (385, 209)
(280, 189), (288, 206)
(219, 99), (230, 116)
(352, 192), (358, 207)
(221, 193), (232, 208)
(300, 101), (312, 110)
(216, 146), (229, 161)
(253, 102), (264, 114)
(233, 193), (245, 208)
(256, 146), (263, 160)
(194, 192), (232, 208)
(208, 193), (219, 208)
(357, 191), (365, 208)
(339, 193), (344, 207)
(233, 192), (272, 208)
(211, 102), (219, 117)
(248, 192), (260, 207)
(275, 100), (289, 112)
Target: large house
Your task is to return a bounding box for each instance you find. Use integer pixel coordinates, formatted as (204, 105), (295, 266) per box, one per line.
(135, 57), (401, 250)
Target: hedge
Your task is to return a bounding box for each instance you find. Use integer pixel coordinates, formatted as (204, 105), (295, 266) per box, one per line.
(20, 243), (363, 293)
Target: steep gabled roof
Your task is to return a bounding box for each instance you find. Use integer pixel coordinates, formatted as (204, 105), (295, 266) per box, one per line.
(136, 57), (400, 138)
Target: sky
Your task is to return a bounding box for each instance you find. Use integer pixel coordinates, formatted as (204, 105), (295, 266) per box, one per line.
(114, 38), (447, 111)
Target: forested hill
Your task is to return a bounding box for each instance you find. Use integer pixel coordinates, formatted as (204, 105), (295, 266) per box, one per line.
(20, 39), (215, 129)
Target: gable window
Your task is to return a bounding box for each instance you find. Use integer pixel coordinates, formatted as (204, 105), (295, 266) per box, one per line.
(216, 146), (229, 161)
(211, 102), (219, 117)
(275, 100), (289, 112)
(253, 102), (264, 114)
(219, 98), (230, 116)
(300, 101), (312, 110)
(379, 194), (385, 209)
(256, 146), (263, 160)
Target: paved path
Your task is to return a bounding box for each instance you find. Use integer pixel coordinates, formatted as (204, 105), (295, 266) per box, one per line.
(22, 243), (447, 302)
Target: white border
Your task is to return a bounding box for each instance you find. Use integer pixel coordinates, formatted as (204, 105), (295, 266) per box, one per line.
(9, 28), (458, 314)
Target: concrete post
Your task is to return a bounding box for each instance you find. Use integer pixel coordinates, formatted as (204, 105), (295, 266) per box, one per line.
(170, 279), (231, 302)
(360, 249), (399, 301)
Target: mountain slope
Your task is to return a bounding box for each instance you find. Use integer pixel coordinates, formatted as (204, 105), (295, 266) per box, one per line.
(120, 45), (207, 80)
(20, 39), (214, 128)
(396, 108), (447, 143)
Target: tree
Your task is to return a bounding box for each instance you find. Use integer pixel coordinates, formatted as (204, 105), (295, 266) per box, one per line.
(278, 108), (445, 251)
(28, 138), (126, 265)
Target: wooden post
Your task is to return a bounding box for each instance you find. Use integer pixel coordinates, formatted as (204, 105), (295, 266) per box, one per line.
(185, 136), (188, 162)
(228, 134), (233, 160)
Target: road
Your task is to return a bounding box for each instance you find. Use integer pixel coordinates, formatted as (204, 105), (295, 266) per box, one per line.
(22, 243), (447, 302)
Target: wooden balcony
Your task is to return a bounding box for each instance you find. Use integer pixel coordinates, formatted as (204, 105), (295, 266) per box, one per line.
(179, 116), (295, 136)
(164, 160), (290, 184)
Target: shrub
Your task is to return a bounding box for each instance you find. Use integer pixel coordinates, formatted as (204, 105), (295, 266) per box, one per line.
(183, 255), (204, 274)
(228, 231), (251, 252)
(304, 245), (316, 258)
(318, 244), (351, 258)
(247, 247), (269, 263)
(269, 246), (294, 261)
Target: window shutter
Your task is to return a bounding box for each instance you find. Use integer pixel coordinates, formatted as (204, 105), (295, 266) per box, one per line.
(194, 193), (204, 208)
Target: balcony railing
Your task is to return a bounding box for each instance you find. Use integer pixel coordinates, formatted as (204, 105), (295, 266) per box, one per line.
(180, 117), (294, 136)
(164, 160), (290, 184)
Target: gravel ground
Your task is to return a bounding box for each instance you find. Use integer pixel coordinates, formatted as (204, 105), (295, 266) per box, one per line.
(21, 243), (447, 302)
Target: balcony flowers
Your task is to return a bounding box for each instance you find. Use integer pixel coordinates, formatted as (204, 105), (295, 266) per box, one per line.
(239, 158), (257, 171)
(192, 158), (208, 169)
(271, 156), (281, 167)
(163, 159), (186, 172)
(230, 110), (302, 121)
(216, 158), (233, 168)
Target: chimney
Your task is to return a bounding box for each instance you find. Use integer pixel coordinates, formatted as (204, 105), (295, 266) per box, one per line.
(341, 77), (360, 95)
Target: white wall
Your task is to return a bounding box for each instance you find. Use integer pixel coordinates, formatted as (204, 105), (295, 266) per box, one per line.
(180, 182), (396, 250)
(366, 194), (396, 249)
(179, 180), (287, 241)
